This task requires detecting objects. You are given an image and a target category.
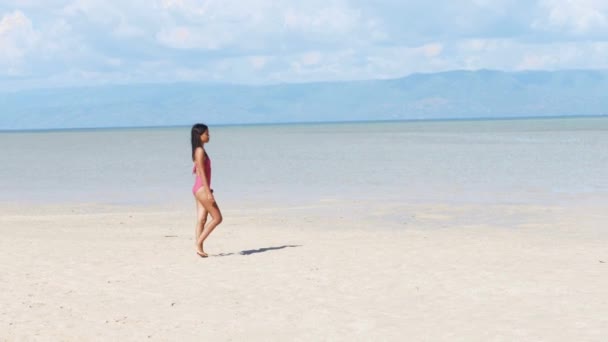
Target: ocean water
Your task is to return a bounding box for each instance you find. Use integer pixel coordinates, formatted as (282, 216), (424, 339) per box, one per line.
(1, 117), (607, 207)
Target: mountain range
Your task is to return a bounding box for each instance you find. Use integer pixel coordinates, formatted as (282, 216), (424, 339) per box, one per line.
(1, 69), (607, 130)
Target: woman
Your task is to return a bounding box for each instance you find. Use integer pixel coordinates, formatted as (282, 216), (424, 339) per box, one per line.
(191, 123), (223, 258)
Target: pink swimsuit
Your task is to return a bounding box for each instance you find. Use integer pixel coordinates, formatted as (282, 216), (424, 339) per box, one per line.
(192, 155), (211, 195)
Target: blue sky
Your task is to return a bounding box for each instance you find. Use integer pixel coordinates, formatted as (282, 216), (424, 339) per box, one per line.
(1, 0), (608, 89)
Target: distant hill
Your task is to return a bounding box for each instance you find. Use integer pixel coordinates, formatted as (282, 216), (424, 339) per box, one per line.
(1, 69), (608, 130)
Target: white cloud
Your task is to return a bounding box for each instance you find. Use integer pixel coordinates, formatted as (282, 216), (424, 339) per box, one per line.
(2, 0), (608, 88)
(516, 41), (608, 70)
(283, 5), (360, 33)
(301, 51), (322, 66)
(62, 0), (147, 39)
(517, 54), (558, 69)
(535, 0), (608, 34)
(452, 38), (608, 71)
(113, 20), (145, 38)
(156, 25), (233, 50)
(0, 0), (71, 9)
(154, 0), (271, 50)
(156, 26), (195, 49)
(104, 57), (123, 67)
(250, 56), (269, 70)
(419, 43), (443, 58)
(0, 10), (38, 74)
(151, 0), (372, 51)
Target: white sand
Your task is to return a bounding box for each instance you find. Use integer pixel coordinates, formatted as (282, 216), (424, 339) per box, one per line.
(1, 200), (607, 341)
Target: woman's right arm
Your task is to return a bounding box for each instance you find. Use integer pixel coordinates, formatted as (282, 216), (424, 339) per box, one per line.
(194, 147), (214, 201)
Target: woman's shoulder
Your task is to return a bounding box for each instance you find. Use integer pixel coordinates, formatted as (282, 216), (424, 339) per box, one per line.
(194, 146), (205, 158)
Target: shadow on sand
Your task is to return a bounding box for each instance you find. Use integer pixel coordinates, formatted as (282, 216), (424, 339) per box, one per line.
(213, 245), (302, 257)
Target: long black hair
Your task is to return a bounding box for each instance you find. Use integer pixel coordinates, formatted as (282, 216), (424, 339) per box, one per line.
(191, 123), (208, 161)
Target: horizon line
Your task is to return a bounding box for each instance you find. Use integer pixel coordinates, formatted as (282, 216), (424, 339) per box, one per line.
(2, 114), (607, 134)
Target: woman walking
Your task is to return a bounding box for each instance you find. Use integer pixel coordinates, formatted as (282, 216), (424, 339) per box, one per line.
(191, 123), (223, 258)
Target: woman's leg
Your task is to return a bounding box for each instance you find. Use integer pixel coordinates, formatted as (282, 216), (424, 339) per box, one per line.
(194, 198), (208, 253)
(194, 190), (223, 256)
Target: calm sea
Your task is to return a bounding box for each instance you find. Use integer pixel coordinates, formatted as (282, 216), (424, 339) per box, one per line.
(1, 117), (607, 207)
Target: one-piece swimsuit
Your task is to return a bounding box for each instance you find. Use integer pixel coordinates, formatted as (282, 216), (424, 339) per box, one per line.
(192, 154), (211, 195)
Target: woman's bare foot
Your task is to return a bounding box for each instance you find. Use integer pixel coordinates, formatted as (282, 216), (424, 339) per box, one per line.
(196, 239), (209, 258)
(196, 245), (208, 258)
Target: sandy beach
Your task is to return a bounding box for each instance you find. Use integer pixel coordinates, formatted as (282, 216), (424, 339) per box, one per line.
(1, 199), (607, 341)
(2, 0), (608, 339)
